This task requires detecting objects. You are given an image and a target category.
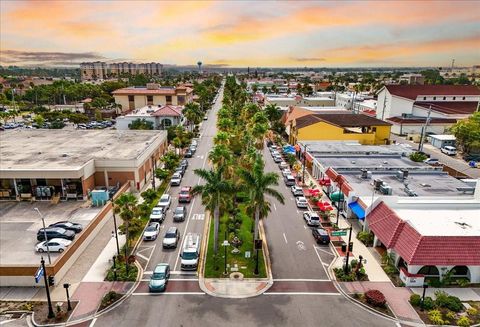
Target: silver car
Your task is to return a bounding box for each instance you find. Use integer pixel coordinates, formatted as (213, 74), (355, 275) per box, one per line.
(163, 227), (180, 249)
(143, 222), (160, 241)
(170, 172), (182, 186)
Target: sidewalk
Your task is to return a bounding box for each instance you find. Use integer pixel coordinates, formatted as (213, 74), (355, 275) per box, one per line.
(410, 287), (480, 301)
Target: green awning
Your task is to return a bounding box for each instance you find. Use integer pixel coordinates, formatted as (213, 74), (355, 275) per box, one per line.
(330, 191), (344, 202)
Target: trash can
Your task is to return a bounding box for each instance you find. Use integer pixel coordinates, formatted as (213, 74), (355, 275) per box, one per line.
(341, 242), (347, 253)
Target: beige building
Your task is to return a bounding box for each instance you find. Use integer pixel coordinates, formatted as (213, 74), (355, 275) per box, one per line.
(0, 129), (168, 201)
(113, 83), (193, 112)
(80, 61), (163, 81)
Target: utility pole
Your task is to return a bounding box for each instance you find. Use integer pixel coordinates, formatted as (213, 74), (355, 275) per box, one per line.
(41, 258), (55, 319)
(344, 225), (353, 274)
(418, 105), (432, 152)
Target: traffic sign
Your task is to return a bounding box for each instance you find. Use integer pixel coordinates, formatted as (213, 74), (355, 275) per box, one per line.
(332, 230), (347, 236)
(34, 265), (44, 283)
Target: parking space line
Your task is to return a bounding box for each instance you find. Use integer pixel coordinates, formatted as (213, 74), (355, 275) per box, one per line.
(283, 233), (288, 244)
(273, 203), (277, 211)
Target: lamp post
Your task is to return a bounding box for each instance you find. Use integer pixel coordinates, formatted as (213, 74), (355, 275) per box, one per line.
(222, 232), (230, 276)
(63, 283), (72, 311)
(34, 208), (52, 265)
(41, 257), (55, 319)
(421, 282), (429, 311)
(110, 200), (120, 257)
(343, 225), (353, 274)
(112, 255), (117, 281)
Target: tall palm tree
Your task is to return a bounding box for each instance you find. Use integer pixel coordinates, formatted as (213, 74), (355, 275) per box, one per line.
(238, 155), (285, 247)
(192, 166), (234, 254)
(114, 192), (138, 249)
(208, 144), (233, 168)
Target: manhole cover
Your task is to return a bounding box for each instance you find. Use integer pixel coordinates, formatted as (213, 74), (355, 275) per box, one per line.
(229, 272), (244, 280)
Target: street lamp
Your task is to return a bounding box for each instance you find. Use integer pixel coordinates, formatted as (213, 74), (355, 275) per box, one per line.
(421, 282), (429, 311)
(302, 144), (308, 185)
(343, 225), (353, 274)
(112, 255), (117, 281)
(222, 236), (230, 276)
(110, 200), (120, 257)
(63, 283), (72, 311)
(34, 208), (52, 265)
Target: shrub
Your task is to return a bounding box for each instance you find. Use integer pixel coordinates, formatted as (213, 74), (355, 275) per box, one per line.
(409, 294), (421, 307)
(434, 291), (463, 312)
(357, 231), (374, 246)
(467, 307), (478, 316)
(457, 278), (470, 287)
(445, 310), (456, 320)
(101, 291), (120, 307)
(428, 309), (444, 325)
(365, 290), (386, 307)
(423, 297), (435, 310)
(457, 316), (472, 327)
(410, 152), (428, 162)
(383, 265), (397, 276)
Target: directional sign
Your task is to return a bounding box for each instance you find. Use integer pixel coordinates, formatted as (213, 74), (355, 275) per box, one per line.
(332, 230), (347, 236)
(34, 265), (44, 284)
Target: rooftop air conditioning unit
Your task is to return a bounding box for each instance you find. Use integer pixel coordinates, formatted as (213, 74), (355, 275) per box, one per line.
(374, 179), (383, 190)
(402, 169), (409, 179)
(361, 169), (368, 179)
(396, 170), (404, 180)
(380, 184), (393, 195)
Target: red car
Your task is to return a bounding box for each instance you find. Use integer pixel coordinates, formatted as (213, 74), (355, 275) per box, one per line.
(179, 186), (192, 203)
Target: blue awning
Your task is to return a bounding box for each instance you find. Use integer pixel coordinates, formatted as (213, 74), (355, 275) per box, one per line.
(348, 202), (365, 220)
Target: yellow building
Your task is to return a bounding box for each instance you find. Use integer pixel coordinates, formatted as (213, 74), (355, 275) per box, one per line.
(289, 113), (391, 145)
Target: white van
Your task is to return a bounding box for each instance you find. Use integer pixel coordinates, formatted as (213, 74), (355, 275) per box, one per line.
(441, 146), (457, 156)
(180, 233), (200, 271)
(284, 175), (296, 186)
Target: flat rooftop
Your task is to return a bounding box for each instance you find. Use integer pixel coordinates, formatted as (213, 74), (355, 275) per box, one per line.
(317, 156), (429, 172)
(344, 171), (471, 197)
(397, 207), (480, 236)
(300, 141), (414, 156)
(0, 129), (167, 170)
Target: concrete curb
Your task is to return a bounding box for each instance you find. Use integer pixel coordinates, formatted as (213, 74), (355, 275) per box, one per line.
(197, 210), (211, 296)
(258, 219), (274, 290)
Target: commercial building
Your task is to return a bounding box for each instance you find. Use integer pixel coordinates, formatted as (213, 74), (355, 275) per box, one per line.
(80, 61), (163, 81)
(265, 95), (335, 108)
(376, 85), (480, 135)
(428, 134), (456, 149)
(116, 105), (184, 130)
(112, 83), (193, 112)
(0, 129), (168, 201)
(399, 74), (425, 85)
(289, 113), (391, 145)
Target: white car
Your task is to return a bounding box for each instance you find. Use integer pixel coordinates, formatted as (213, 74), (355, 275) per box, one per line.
(303, 212), (320, 226)
(158, 194), (171, 211)
(296, 196), (308, 208)
(273, 155), (283, 163)
(143, 222), (160, 241)
(170, 172), (182, 186)
(441, 146), (457, 156)
(291, 185), (304, 197)
(35, 238), (72, 253)
(150, 207), (165, 223)
(282, 168), (292, 177)
(271, 150), (279, 157)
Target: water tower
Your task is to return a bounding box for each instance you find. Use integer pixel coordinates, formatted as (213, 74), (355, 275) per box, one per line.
(197, 61), (202, 74)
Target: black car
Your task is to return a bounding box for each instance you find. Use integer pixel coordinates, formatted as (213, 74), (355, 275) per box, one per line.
(312, 228), (330, 245)
(184, 150), (193, 158)
(180, 159), (188, 168)
(175, 165), (186, 176)
(49, 221), (83, 233)
(37, 227), (75, 242)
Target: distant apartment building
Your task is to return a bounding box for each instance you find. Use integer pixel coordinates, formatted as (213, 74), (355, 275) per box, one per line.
(399, 74), (425, 85)
(376, 85), (480, 135)
(112, 83), (193, 112)
(80, 61), (163, 81)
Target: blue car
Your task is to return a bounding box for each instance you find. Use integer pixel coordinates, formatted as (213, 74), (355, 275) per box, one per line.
(149, 263), (170, 292)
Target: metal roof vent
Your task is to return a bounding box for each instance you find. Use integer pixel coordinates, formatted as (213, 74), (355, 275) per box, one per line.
(351, 160), (356, 164)
(420, 183), (431, 187)
(62, 153), (68, 157)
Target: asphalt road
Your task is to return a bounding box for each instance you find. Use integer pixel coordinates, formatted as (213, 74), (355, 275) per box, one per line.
(135, 85), (223, 279)
(262, 146), (335, 281)
(92, 293), (396, 327)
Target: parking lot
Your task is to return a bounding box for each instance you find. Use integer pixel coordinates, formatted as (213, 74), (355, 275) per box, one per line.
(0, 201), (102, 265)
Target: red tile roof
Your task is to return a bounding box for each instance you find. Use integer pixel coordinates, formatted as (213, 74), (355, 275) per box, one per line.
(324, 168), (353, 196)
(387, 117), (458, 124)
(367, 201), (480, 266)
(414, 101), (478, 115)
(151, 105), (183, 117)
(384, 85), (480, 100)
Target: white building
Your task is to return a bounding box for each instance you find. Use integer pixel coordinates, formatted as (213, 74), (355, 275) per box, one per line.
(376, 85), (480, 135)
(116, 105), (184, 130)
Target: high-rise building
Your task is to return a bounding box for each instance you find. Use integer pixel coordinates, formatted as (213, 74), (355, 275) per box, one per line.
(80, 61), (163, 80)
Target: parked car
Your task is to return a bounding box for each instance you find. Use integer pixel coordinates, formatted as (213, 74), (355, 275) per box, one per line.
(312, 228), (330, 245)
(35, 238), (72, 253)
(295, 196), (308, 208)
(189, 145), (197, 154)
(303, 212), (320, 226)
(279, 161), (289, 170)
(282, 168), (292, 177)
(162, 227), (180, 249)
(203, 115), (208, 120)
(37, 227), (75, 242)
(175, 166), (186, 176)
(149, 263), (170, 292)
(173, 206), (187, 222)
(157, 194), (172, 212)
(47, 220), (82, 233)
(178, 186), (192, 203)
(143, 222), (160, 241)
(150, 207), (165, 223)
(170, 172), (182, 186)
(291, 185), (304, 197)
(273, 155), (282, 163)
(284, 174), (296, 186)
(180, 159), (189, 169)
(441, 146), (457, 156)
(424, 158), (440, 166)
(184, 150), (193, 158)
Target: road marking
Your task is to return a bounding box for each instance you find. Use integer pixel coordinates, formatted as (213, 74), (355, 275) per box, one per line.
(314, 246), (335, 256)
(191, 213), (205, 220)
(296, 241), (306, 251)
(170, 270), (197, 275)
(290, 197), (293, 201)
(273, 278), (330, 282)
(132, 292), (205, 296)
(136, 253), (149, 261)
(313, 245), (331, 278)
(273, 203), (277, 211)
(263, 292), (340, 296)
(89, 318), (97, 327)
(283, 233), (288, 244)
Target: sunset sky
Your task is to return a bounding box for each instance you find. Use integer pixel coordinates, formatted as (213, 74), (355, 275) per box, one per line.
(1, 0), (479, 68)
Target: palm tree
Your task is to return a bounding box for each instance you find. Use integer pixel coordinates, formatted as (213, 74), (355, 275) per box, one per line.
(192, 166), (234, 255)
(208, 144), (232, 168)
(238, 155), (285, 248)
(114, 192), (138, 249)
(183, 102), (202, 131)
